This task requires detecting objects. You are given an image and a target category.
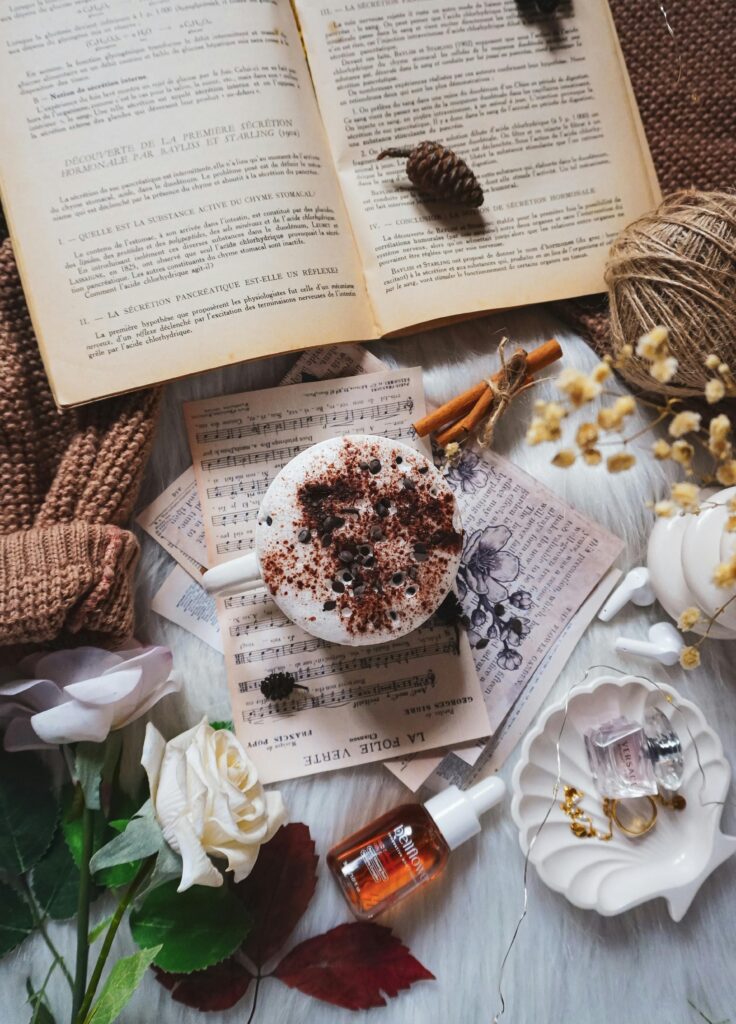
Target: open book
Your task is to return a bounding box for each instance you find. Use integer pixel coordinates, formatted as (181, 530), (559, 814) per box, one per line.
(0, 0), (659, 405)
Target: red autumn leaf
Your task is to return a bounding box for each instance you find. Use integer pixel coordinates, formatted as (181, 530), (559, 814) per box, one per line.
(235, 822), (318, 967)
(152, 959), (251, 1011)
(273, 922), (434, 1010)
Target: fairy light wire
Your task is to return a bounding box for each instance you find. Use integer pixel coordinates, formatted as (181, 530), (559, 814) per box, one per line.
(490, 663), (729, 1023)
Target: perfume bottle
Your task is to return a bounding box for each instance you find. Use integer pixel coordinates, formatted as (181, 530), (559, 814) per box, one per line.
(584, 707), (683, 799)
(327, 777), (505, 919)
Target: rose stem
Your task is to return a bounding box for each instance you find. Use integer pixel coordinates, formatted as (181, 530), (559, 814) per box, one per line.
(71, 803), (95, 1023)
(413, 338), (562, 437)
(75, 857), (155, 1023)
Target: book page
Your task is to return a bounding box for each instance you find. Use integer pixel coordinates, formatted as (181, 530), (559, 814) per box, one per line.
(295, 0), (661, 331)
(136, 467), (208, 579)
(0, 0), (375, 405)
(184, 366), (490, 783)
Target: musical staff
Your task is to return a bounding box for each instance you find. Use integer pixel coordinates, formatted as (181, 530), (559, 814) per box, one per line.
(216, 537), (255, 555)
(246, 670), (436, 722)
(224, 591), (273, 610)
(235, 631), (458, 672)
(202, 444), (303, 473)
(195, 399), (414, 444)
(206, 478), (268, 500)
(212, 508), (258, 527)
(229, 609), (290, 635)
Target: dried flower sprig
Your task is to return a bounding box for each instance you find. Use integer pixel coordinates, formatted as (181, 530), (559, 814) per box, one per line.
(525, 325), (736, 669)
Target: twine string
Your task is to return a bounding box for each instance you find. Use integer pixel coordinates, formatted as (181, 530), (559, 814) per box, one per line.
(479, 339), (529, 448)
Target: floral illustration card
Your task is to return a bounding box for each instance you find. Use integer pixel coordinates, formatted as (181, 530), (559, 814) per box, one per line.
(386, 447), (623, 788)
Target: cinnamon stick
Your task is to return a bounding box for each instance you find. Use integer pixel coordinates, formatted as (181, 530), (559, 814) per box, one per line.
(413, 338), (562, 437)
(435, 372), (531, 446)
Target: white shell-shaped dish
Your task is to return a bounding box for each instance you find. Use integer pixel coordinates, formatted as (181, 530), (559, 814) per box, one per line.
(511, 674), (736, 920)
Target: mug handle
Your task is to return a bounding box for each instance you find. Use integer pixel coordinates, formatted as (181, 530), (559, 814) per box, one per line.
(202, 551), (262, 597)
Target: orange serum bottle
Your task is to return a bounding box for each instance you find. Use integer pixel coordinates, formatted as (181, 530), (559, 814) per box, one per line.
(327, 777), (505, 919)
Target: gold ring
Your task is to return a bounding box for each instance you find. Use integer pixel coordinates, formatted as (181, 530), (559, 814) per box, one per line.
(611, 796), (658, 837)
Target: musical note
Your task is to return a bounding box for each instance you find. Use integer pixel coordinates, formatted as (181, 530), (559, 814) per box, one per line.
(206, 479), (268, 500)
(216, 538), (255, 555)
(229, 609), (290, 635)
(212, 508), (258, 527)
(224, 591), (273, 610)
(234, 630), (458, 670)
(246, 670), (436, 722)
(202, 444), (304, 473)
(195, 399), (414, 444)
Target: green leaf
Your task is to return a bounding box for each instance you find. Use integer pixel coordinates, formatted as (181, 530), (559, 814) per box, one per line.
(0, 750), (58, 875)
(210, 720), (234, 732)
(130, 881), (252, 974)
(82, 946), (162, 1024)
(31, 829), (80, 920)
(95, 859), (141, 890)
(88, 914), (114, 945)
(89, 801), (163, 875)
(0, 882), (34, 956)
(25, 977), (56, 1024)
(136, 843), (182, 904)
(75, 743), (107, 811)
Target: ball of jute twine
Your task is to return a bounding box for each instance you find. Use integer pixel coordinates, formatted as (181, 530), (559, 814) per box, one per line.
(604, 189), (736, 397)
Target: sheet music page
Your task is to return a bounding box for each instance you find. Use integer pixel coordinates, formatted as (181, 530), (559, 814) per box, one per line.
(137, 467), (208, 579)
(388, 566), (621, 791)
(151, 565), (223, 654)
(0, 0), (375, 404)
(296, 0), (660, 332)
(185, 366), (490, 783)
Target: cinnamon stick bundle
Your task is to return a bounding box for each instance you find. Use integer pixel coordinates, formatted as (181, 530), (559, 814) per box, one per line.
(414, 338), (562, 442)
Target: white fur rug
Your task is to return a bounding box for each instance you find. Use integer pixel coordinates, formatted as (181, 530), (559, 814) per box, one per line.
(6, 309), (736, 1024)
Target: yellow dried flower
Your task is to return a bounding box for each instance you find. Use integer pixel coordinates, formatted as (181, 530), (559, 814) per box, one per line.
(670, 440), (694, 467)
(679, 646), (701, 670)
(636, 326), (669, 360)
(728, 496), (736, 512)
(677, 607), (702, 631)
(652, 439), (671, 460)
(718, 362), (730, 377)
(716, 460), (736, 486)
(671, 481), (700, 510)
(576, 422), (599, 448)
(710, 414), (732, 442)
(650, 356), (678, 384)
(583, 448), (602, 466)
(705, 353), (721, 370)
(591, 362), (612, 383)
(526, 401), (568, 445)
(713, 556), (736, 587)
(597, 396), (636, 432)
(606, 452), (636, 473)
(551, 449), (576, 468)
(705, 378), (726, 404)
(525, 418), (550, 445)
(556, 368), (601, 407)
(669, 411), (702, 438)
(443, 441), (461, 464)
(727, 515), (736, 533)
(543, 402), (567, 427)
(616, 343), (634, 366)
(654, 500), (674, 517)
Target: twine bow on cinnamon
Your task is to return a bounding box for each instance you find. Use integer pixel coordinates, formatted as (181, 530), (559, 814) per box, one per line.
(414, 337), (562, 447)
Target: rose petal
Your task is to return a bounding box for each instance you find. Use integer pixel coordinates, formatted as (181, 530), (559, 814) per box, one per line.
(25, 648), (123, 686)
(31, 701), (115, 745)
(113, 675), (180, 729)
(64, 668), (143, 707)
(141, 722), (168, 803)
(173, 817), (223, 891)
(4, 716), (55, 751)
(105, 646), (173, 691)
(0, 678), (63, 723)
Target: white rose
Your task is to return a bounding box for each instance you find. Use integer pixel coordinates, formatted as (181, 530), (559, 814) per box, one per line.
(142, 717), (287, 892)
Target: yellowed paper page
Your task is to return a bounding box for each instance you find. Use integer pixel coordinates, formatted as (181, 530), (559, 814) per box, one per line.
(184, 366), (490, 783)
(151, 565), (223, 654)
(0, 0), (375, 405)
(296, 0), (661, 332)
(136, 467), (208, 579)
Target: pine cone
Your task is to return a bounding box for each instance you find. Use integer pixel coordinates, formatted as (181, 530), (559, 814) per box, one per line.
(261, 670), (301, 701)
(377, 141), (484, 208)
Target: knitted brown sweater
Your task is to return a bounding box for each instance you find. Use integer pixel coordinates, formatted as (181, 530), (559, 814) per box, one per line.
(0, 236), (160, 650)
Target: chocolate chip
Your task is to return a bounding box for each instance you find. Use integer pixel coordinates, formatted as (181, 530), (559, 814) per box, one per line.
(353, 584), (366, 597)
(395, 455), (403, 464)
(342, 507), (360, 516)
(401, 475), (416, 490)
(369, 459), (381, 474)
(374, 499), (390, 518)
(266, 515), (273, 525)
(363, 555), (375, 568)
(408, 565), (419, 580)
(339, 549), (354, 563)
(323, 600), (337, 611)
(406, 586), (417, 596)
(298, 528), (311, 543)
(370, 526), (384, 541)
(322, 515), (345, 532)
(359, 461), (370, 471)
(414, 541), (428, 554)
(391, 572), (405, 585)
(358, 544), (373, 557)
(337, 569), (353, 584)
(332, 580), (345, 594)
(389, 610), (398, 621)
(419, 465), (429, 474)
(413, 550), (429, 562)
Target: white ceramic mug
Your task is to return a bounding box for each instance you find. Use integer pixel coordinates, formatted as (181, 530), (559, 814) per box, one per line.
(202, 434), (464, 646)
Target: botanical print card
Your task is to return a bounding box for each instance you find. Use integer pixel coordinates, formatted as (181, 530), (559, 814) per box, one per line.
(185, 362), (490, 783)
